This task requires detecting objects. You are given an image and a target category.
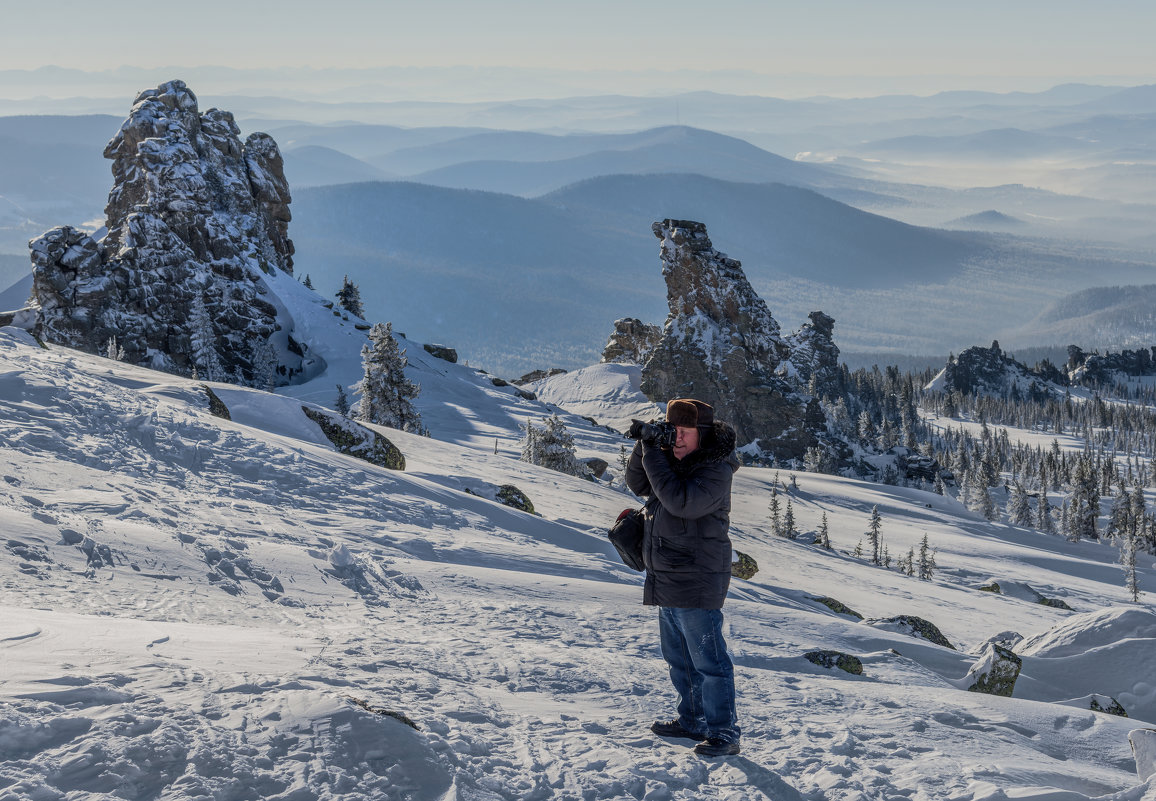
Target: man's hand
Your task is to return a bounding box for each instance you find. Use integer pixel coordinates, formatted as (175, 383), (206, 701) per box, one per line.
(627, 419), (646, 440)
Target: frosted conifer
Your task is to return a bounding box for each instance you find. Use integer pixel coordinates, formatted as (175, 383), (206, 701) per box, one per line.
(1008, 483), (1033, 527)
(520, 415), (584, 476)
(818, 511), (831, 550)
(867, 505), (882, 565)
(335, 384), (350, 417)
(250, 337), (278, 391)
(336, 275), (365, 318)
(189, 293), (221, 381)
(783, 498), (797, 540)
(355, 322), (425, 434)
(918, 534), (936, 580)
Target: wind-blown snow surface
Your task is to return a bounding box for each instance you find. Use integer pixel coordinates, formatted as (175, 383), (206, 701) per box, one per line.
(2, 306), (1156, 798)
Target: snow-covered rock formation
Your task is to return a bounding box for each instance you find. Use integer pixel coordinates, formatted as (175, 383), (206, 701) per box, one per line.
(27, 80), (303, 385)
(639, 219), (826, 458)
(786, 310), (841, 397)
(600, 317), (661, 365)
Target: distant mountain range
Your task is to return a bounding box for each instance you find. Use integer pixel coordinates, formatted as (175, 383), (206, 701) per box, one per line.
(290, 175), (1156, 376)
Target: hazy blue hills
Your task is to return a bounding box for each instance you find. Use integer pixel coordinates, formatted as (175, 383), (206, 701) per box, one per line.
(945, 210), (1026, 229)
(1008, 284), (1156, 349)
(542, 173), (979, 289)
(282, 145), (394, 188)
(858, 128), (1090, 161)
(264, 123), (490, 161)
(406, 127), (849, 197)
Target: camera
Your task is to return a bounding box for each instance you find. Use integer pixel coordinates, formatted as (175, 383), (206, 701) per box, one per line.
(629, 419), (678, 449)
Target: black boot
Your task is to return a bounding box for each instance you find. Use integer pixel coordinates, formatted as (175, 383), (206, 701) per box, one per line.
(650, 719), (706, 742)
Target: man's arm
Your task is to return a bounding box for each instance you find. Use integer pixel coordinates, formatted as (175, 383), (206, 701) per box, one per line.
(641, 443), (730, 519)
(625, 441), (652, 497)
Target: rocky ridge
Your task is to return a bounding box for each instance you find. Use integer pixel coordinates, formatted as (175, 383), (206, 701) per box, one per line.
(25, 80), (304, 385)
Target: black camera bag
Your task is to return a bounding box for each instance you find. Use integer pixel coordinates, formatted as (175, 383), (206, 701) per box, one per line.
(608, 507), (645, 571)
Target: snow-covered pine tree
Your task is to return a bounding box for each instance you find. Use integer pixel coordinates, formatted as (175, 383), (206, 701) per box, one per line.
(335, 384), (350, 417)
(188, 293), (222, 381)
(105, 335), (126, 362)
(303, 274), (314, 289)
(1008, 483), (1033, 527)
(520, 414), (585, 477)
(355, 322), (425, 434)
(1071, 455), (1100, 540)
(819, 511), (831, 550)
(783, 498), (797, 540)
(1037, 486), (1054, 534)
(336, 275), (365, 318)
(867, 505), (882, 565)
(1107, 480), (1133, 543)
(933, 472), (946, 496)
(905, 546), (916, 576)
(1122, 512), (1141, 602)
(250, 337), (277, 391)
(918, 533), (936, 580)
(769, 486), (783, 538)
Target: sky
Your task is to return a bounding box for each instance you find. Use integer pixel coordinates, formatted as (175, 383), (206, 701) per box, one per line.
(2, 0), (1155, 99)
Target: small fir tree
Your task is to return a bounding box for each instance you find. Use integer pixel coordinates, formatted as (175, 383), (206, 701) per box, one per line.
(302, 274), (314, 289)
(818, 511), (831, 551)
(904, 546), (916, 577)
(105, 335), (127, 362)
(769, 486), (783, 538)
(336, 275), (365, 318)
(1037, 487), (1054, 534)
(783, 498), (797, 540)
(1122, 520), (1141, 602)
(933, 472), (946, 496)
(355, 322), (425, 434)
(1008, 483), (1033, 527)
(188, 293), (221, 380)
(250, 337), (278, 391)
(335, 384), (350, 417)
(520, 415), (585, 476)
(867, 505), (883, 566)
(917, 534), (937, 580)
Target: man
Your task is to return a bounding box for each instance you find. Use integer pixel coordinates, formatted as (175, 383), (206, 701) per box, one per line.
(626, 398), (741, 757)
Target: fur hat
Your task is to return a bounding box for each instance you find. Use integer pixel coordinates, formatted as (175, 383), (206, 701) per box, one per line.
(666, 398), (714, 429)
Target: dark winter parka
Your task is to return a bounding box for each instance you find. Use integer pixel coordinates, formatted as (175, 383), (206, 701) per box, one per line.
(626, 420), (740, 609)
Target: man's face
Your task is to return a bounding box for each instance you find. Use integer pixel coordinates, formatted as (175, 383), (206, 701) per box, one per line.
(672, 425), (700, 460)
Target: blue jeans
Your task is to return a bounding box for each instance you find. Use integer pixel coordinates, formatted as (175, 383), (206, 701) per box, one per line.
(659, 606), (739, 743)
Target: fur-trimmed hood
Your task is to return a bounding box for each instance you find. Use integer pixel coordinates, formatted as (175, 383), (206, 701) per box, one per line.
(670, 420), (739, 476)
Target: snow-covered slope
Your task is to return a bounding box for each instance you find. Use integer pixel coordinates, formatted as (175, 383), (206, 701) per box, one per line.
(3, 316), (1156, 799)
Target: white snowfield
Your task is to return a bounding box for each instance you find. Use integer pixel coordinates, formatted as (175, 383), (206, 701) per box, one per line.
(2, 293), (1156, 799)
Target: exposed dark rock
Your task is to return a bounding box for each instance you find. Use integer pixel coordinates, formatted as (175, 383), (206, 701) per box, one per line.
(804, 650), (864, 675)
(1089, 695), (1128, 717)
(965, 643), (1022, 696)
(514, 368), (567, 385)
(28, 80), (300, 385)
(867, 615), (955, 649)
(731, 550), (759, 580)
(601, 317), (662, 365)
(302, 406), (405, 471)
(495, 484), (535, 515)
(810, 596), (864, 620)
(423, 343), (458, 363)
(640, 220), (823, 458)
(584, 458), (609, 479)
(1039, 597), (1074, 611)
(202, 385), (231, 420)
(976, 582), (1002, 593)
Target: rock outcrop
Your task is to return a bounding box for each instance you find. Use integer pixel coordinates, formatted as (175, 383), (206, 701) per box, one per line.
(786, 311), (841, 397)
(28, 80), (301, 385)
(640, 219), (825, 457)
(601, 317), (662, 365)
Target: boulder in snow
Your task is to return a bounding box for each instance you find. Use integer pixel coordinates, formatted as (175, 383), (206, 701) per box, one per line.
(809, 596), (864, 620)
(731, 550), (758, 580)
(866, 615), (955, 650)
(805, 650), (864, 675)
(965, 643), (1022, 697)
(302, 406), (405, 471)
(423, 343), (458, 363)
